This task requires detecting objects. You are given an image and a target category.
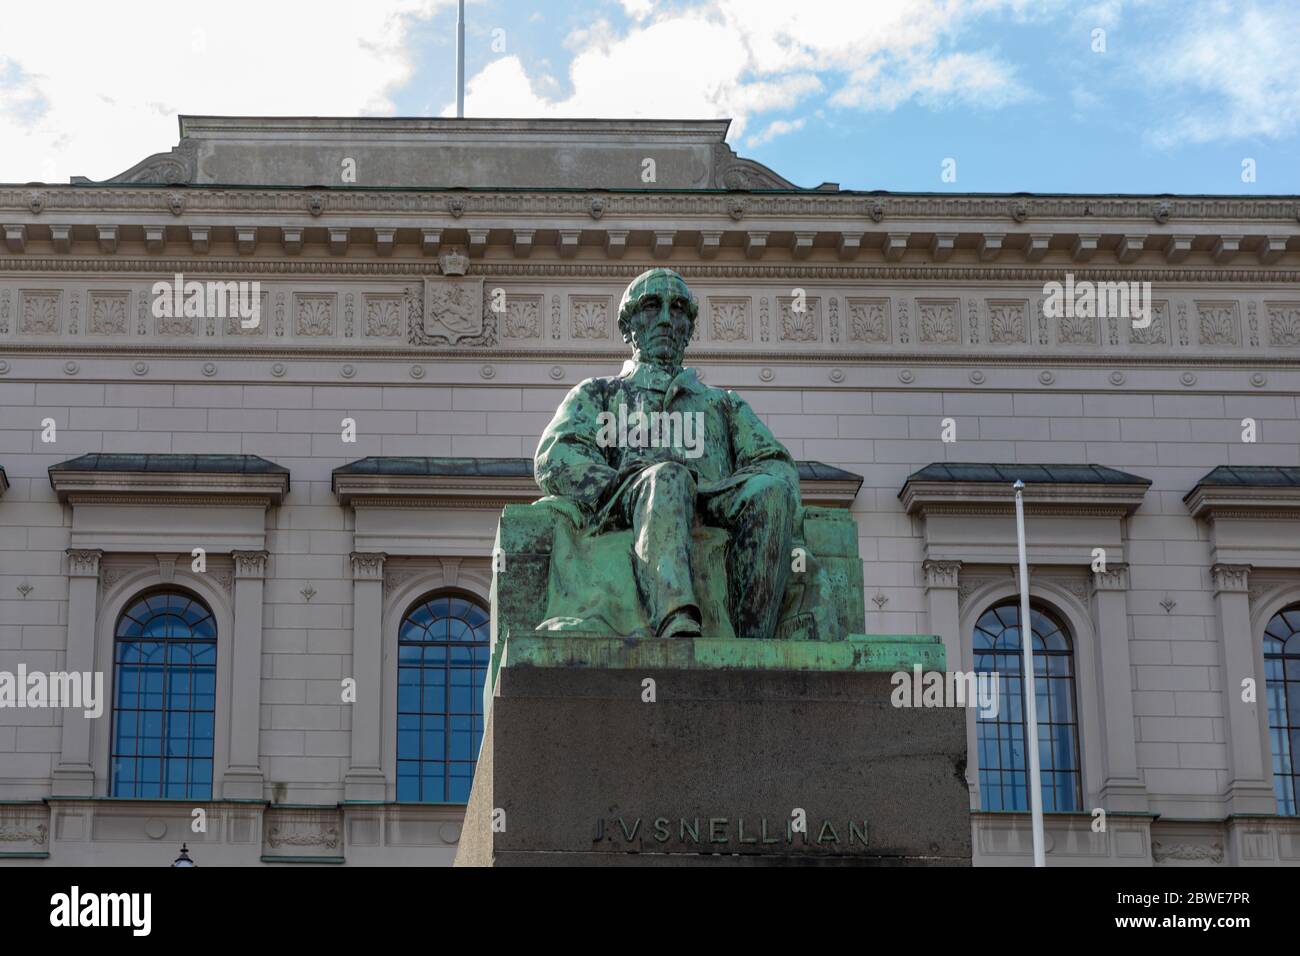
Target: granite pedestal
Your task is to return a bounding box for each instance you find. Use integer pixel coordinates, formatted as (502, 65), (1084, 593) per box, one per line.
(456, 634), (972, 866)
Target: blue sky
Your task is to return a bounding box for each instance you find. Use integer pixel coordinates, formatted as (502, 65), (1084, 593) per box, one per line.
(2, 0), (1298, 193)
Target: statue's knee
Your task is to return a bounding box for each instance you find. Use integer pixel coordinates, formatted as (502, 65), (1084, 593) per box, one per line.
(740, 474), (796, 521)
(646, 460), (694, 485)
(644, 461), (696, 498)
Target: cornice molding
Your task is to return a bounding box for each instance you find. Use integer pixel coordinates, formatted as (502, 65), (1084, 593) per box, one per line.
(51, 471), (288, 505)
(2, 256), (1299, 284)
(3, 187), (1297, 221)
(334, 473), (860, 509)
(900, 479), (1149, 517)
(1185, 485), (1300, 520)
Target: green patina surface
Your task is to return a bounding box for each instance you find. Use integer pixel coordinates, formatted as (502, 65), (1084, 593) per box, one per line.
(500, 632), (946, 675)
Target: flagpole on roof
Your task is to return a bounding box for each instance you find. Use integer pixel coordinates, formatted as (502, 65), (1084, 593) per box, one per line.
(1014, 479), (1047, 867)
(456, 0), (466, 118)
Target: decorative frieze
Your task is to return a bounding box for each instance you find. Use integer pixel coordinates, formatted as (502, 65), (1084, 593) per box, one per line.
(708, 298), (749, 342)
(1057, 309), (1098, 346)
(19, 290), (61, 335)
(778, 295), (820, 342)
(1267, 303), (1300, 347)
(987, 300), (1027, 345)
(157, 304), (195, 336)
(916, 299), (958, 345)
(295, 293), (336, 337)
(364, 294), (403, 338)
(570, 296), (610, 340)
(224, 290), (269, 337)
(87, 292), (128, 335)
(1128, 301), (1169, 345)
(847, 297), (889, 344)
(503, 295), (542, 340)
(1197, 301), (1240, 347)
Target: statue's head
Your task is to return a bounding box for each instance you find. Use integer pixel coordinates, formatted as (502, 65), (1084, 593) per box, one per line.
(617, 268), (699, 368)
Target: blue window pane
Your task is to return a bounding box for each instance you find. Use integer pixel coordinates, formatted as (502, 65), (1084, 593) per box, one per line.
(397, 678), (420, 714)
(421, 768), (445, 801)
(111, 590), (217, 799)
(422, 682), (445, 712)
(397, 773), (419, 802)
(448, 764), (475, 802)
(193, 760), (211, 784)
(423, 722), (446, 761)
(397, 592), (491, 803)
(973, 602), (1081, 812)
(113, 758), (135, 793)
(398, 727), (419, 760)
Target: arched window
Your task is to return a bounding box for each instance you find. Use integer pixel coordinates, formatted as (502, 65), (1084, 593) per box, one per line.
(397, 592), (490, 803)
(973, 601), (1082, 812)
(1264, 605), (1300, 816)
(111, 589), (217, 799)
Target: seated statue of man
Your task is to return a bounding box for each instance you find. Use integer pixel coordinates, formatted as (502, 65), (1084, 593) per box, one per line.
(534, 268), (799, 640)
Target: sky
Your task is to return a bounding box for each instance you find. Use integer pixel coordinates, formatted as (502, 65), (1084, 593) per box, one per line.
(1, 0), (1297, 193)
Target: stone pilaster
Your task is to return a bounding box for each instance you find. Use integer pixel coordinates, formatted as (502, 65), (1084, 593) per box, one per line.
(345, 552), (387, 801)
(1210, 563), (1275, 814)
(922, 560), (962, 672)
(222, 550), (268, 799)
(922, 559), (972, 804)
(51, 549), (102, 797)
(1088, 565), (1148, 811)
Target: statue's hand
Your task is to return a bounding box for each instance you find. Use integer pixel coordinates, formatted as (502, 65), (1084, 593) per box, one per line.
(533, 495), (586, 529)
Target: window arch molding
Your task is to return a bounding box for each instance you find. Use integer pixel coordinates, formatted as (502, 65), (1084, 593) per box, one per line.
(1249, 582), (1300, 816)
(92, 566), (234, 800)
(958, 578), (1104, 813)
(380, 563), (491, 802)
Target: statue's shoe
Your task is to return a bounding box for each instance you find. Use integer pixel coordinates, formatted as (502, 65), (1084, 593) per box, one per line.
(658, 610), (702, 639)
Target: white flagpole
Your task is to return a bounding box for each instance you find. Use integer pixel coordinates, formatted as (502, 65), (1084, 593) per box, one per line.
(455, 0), (466, 118)
(1013, 479), (1046, 867)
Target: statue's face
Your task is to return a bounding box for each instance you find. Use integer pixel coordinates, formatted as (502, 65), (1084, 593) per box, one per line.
(624, 274), (694, 367)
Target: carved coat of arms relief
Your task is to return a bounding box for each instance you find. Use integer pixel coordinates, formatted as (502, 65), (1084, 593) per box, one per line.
(423, 276), (486, 344)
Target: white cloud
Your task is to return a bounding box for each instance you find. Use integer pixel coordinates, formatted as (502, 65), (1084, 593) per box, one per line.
(746, 117), (806, 147)
(0, 0), (449, 182)
(1139, 2), (1300, 147)
(456, 0), (1031, 144)
(620, 0), (655, 20)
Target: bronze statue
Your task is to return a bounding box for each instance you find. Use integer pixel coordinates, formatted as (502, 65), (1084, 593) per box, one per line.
(534, 268), (799, 639)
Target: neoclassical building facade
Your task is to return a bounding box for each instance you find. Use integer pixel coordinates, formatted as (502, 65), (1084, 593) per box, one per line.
(1, 116), (1299, 865)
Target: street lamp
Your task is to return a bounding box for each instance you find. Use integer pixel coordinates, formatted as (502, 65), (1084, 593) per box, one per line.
(171, 843), (196, 867)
